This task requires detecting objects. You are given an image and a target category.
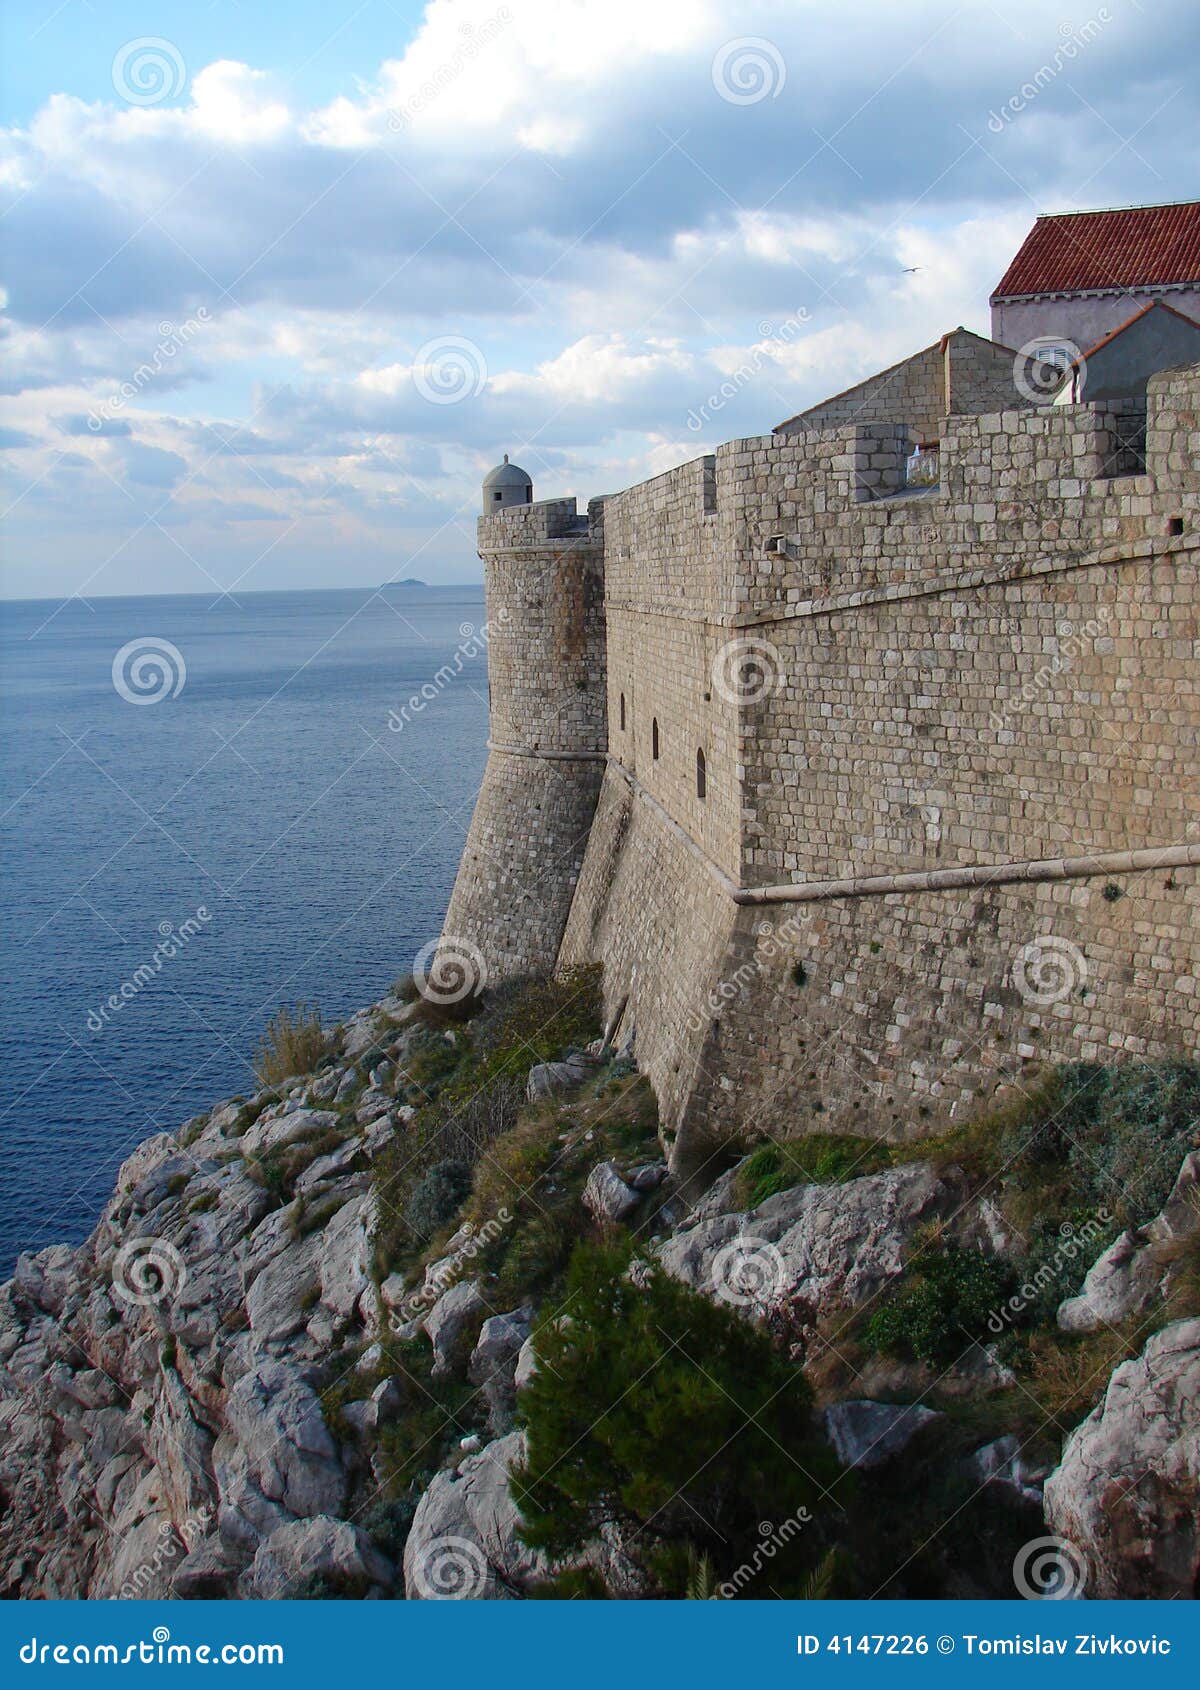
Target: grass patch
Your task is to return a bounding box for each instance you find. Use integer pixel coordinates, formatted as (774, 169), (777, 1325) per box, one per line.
(736, 1134), (891, 1208)
(254, 1003), (328, 1087)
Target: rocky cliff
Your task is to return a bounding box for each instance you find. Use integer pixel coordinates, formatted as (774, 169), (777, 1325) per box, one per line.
(1, 974), (1197, 1601)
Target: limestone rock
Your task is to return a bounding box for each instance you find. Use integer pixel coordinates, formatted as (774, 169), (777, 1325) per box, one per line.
(513, 1334), (539, 1393)
(582, 1161), (641, 1224)
(526, 1054), (593, 1102)
(963, 1434), (1047, 1506)
(1057, 1151), (1200, 1333)
(250, 1515), (394, 1599)
(423, 1279), (489, 1379)
(403, 1431), (549, 1599)
(823, 1401), (943, 1470)
(659, 1161), (963, 1315)
(215, 1361), (345, 1549)
(469, 1309), (534, 1427)
(1044, 1318), (1200, 1598)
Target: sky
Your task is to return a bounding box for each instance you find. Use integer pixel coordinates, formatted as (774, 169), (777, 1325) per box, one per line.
(1, 0), (1197, 599)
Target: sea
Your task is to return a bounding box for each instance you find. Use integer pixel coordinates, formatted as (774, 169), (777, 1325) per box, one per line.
(0, 586), (489, 1276)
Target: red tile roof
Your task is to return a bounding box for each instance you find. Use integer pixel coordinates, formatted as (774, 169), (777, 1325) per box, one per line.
(991, 201), (1200, 300)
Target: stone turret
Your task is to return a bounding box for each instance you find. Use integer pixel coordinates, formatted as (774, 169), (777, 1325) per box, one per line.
(440, 475), (607, 984)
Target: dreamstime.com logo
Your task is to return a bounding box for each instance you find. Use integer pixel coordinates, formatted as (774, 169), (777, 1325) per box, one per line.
(712, 37), (787, 105)
(111, 1237), (187, 1307)
(412, 935), (488, 1005)
(387, 9), (512, 130)
(686, 310), (812, 431)
(87, 312), (212, 433)
(710, 1237), (788, 1310)
(112, 38), (187, 106)
(117, 1509), (213, 1599)
(412, 335), (488, 404)
(410, 1534), (489, 1599)
(718, 1507), (813, 1597)
(391, 1209), (513, 1324)
(1011, 935), (1088, 1006)
(988, 607), (1113, 733)
(986, 13), (1112, 132)
(1013, 1534), (1089, 1599)
(686, 912), (811, 1034)
(1013, 337), (1082, 405)
(112, 638), (187, 705)
(19, 1628), (283, 1667)
(86, 908), (212, 1032)
(387, 613), (508, 732)
(711, 636), (786, 706)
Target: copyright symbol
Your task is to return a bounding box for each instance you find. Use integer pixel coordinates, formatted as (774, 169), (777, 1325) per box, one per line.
(936, 1636), (955, 1654)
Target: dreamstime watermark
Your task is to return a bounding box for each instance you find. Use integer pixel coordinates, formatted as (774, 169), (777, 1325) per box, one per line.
(711, 636), (786, 706)
(1013, 337), (1083, 405)
(710, 1237), (788, 1310)
(111, 1236), (188, 1307)
(1011, 935), (1088, 1006)
(412, 935), (488, 1005)
(1013, 1533), (1089, 1599)
(390, 1209), (513, 1325)
(387, 613), (508, 733)
(387, 9), (512, 131)
(988, 607), (1113, 733)
(86, 908), (212, 1032)
(712, 37), (786, 105)
(409, 1533), (490, 1598)
(112, 38), (188, 106)
(18, 1630), (284, 1668)
(717, 1507), (813, 1597)
(986, 13), (1112, 132)
(687, 913), (810, 1034)
(686, 310), (812, 431)
(112, 637), (188, 705)
(412, 335), (488, 404)
(86, 311), (212, 433)
(116, 1508), (213, 1599)
(986, 1211), (1112, 1333)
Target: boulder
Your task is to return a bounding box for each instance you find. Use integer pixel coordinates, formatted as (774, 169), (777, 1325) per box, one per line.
(582, 1162), (641, 1224)
(963, 1434), (1047, 1506)
(172, 1535), (244, 1599)
(423, 1279), (489, 1379)
(526, 1055), (594, 1103)
(469, 1309), (534, 1428)
(214, 1361), (345, 1549)
(823, 1401), (943, 1470)
(659, 1161), (963, 1316)
(245, 1237), (322, 1347)
(513, 1334), (539, 1393)
(625, 1162), (668, 1193)
(250, 1515), (393, 1599)
(403, 1431), (549, 1599)
(1057, 1151), (1200, 1334)
(1044, 1318), (1200, 1598)
(239, 1108), (339, 1159)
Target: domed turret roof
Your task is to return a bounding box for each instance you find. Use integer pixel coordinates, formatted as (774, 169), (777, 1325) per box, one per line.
(483, 453), (532, 490)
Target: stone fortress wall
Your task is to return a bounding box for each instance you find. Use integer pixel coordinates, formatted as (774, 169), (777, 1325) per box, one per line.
(442, 495), (608, 980)
(451, 365), (1200, 1183)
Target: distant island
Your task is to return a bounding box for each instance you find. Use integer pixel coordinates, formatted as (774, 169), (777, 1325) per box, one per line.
(379, 577), (428, 588)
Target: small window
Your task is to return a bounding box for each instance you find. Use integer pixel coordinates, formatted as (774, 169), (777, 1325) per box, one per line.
(619, 692), (626, 731)
(493, 490), (503, 502)
(696, 748), (706, 800)
(652, 718), (660, 760)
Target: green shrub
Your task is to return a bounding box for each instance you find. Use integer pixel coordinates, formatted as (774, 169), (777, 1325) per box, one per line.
(999, 1061), (1200, 1228)
(513, 1244), (839, 1594)
(404, 1158), (472, 1240)
(254, 1003), (327, 1087)
(864, 1242), (1015, 1367)
(737, 1134), (889, 1208)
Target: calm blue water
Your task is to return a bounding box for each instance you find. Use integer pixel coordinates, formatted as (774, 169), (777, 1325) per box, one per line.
(0, 587), (488, 1275)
